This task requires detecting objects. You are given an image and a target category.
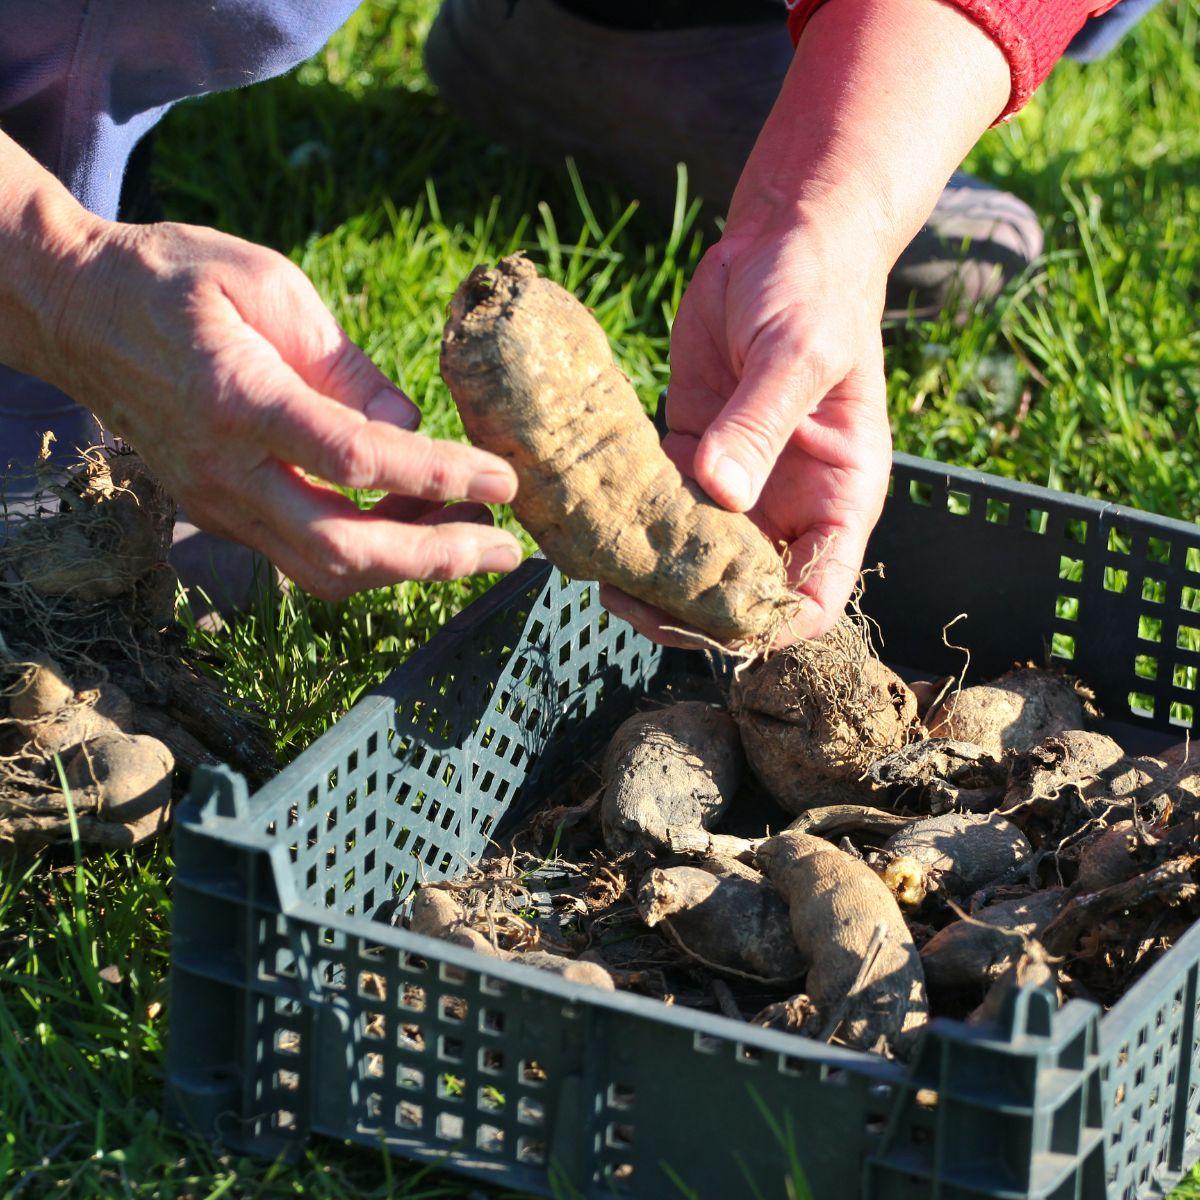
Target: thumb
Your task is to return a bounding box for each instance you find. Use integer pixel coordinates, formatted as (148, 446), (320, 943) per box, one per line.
(693, 330), (836, 512)
(295, 322), (421, 432)
(241, 252), (422, 431)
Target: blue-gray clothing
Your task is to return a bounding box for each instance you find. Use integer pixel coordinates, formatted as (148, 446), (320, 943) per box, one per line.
(0, 0), (1158, 485)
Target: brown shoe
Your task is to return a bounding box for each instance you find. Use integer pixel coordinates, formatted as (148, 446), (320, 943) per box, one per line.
(425, 0), (1043, 318)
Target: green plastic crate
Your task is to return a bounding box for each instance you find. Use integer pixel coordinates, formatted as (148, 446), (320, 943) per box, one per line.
(167, 454), (1200, 1200)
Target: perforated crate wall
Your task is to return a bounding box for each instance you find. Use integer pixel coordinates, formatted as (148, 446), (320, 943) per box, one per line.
(169, 454), (1200, 1200)
(868, 458), (1200, 740)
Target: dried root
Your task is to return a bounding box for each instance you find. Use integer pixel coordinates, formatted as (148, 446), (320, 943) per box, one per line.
(866, 738), (1004, 814)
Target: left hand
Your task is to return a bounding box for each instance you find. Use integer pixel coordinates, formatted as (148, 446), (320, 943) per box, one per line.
(601, 217), (894, 648)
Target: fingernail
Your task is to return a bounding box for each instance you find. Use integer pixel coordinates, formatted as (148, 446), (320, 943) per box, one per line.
(709, 453), (752, 510)
(478, 545), (522, 574)
(469, 468), (517, 505)
(365, 387), (420, 430)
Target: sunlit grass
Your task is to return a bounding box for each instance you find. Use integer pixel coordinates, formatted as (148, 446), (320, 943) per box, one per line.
(2, 1), (1198, 1195)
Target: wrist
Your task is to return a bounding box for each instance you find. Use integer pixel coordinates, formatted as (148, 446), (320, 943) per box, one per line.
(726, 0), (1009, 270)
(0, 173), (109, 387)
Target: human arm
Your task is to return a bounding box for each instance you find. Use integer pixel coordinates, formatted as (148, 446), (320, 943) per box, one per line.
(0, 131), (522, 598)
(602, 0), (1012, 645)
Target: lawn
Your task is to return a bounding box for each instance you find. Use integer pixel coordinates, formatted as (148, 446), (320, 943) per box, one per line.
(2, 0), (1199, 1196)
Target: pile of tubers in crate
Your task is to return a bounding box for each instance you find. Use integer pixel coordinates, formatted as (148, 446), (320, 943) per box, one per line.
(406, 620), (1200, 1059)
(405, 254), (1200, 1059)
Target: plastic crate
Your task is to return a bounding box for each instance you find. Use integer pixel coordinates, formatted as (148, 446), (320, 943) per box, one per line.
(167, 453), (1200, 1200)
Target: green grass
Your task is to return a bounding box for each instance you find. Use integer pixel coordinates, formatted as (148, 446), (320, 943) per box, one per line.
(2, 0), (1199, 1195)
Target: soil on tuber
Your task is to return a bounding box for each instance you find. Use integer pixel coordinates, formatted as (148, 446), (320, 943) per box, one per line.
(756, 830), (928, 1051)
(730, 617), (917, 814)
(925, 667), (1085, 757)
(637, 856), (804, 985)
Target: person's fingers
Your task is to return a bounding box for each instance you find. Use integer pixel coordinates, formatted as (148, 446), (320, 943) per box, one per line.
(366, 493), (443, 523)
(778, 524), (863, 641)
(693, 326), (840, 512)
(300, 329), (422, 431)
(661, 431), (699, 478)
(414, 502), (496, 528)
(227, 249), (424, 431)
(233, 349), (517, 503)
(664, 380), (723, 441)
(368, 494), (495, 527)
(780, 364), (891, 641)
(243, 463), (522, 599)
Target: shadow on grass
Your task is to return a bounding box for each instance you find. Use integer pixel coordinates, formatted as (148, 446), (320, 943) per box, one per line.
(150, 67), (695, 262)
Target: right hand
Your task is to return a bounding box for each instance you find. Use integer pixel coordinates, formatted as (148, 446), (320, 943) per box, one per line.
(44, 219), (522, 599)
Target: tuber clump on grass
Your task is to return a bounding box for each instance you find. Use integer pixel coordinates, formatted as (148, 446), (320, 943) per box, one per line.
(600, 701), (742, 855)
(6, 451), (172, 603)
(440, 254), (797, 645)
(0, 446), (274, 856)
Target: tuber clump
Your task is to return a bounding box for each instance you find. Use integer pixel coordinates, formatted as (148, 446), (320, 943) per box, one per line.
(867, 737), (1004, 814)
(600, 702), (742, 855)
(1001, 729), (1125, 820)
(7, 655), (74, 723)
(6, 452), (173, 603)
(730, 618), (917, 814)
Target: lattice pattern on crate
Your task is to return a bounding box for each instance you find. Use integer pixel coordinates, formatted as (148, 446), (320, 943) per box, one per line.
(1103, 984), (1187, 1200)
(251, 929), (578, 1177)
(378, 568), (662, 906)
(587, 1013), (904, 1197)
(1079, 524), (1200, 730)
(881, 463), (1200, 736)
(257, 703), (394, 913)
(174, 462), (1200, 1198)
(258, 992), (306, 1139)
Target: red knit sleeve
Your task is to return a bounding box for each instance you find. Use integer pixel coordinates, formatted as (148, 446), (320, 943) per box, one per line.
(785, 0), (1123, 120)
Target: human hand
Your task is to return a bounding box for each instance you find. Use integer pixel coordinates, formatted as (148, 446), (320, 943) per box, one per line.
(601, 217), (893, 648)
(601, 0), (1011, 650)
(43, 220), (522, 599)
